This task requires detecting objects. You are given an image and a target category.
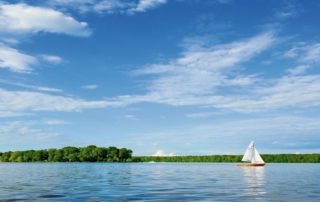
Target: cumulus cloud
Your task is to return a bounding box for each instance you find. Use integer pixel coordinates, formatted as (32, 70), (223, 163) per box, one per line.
(152, 149), (175, 156)
(0, 3), (91, 37)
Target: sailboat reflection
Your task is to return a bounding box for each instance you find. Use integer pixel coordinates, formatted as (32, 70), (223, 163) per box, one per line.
(241, 166), (266, 198)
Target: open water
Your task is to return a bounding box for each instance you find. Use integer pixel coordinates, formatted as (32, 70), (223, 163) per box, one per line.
(0, 163), (319, 201)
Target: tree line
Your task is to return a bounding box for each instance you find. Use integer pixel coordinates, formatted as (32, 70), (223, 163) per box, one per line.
(132, 154), (320, 163)
(0, 145), (132, 162)
(1, 147), (319, 163)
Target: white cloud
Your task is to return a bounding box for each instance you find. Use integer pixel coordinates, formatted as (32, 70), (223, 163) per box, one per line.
(152, 149), (175, 156)
(126, 115), (320, 154)
(48, 0), (166, 14)
(0, 88), (112, 117)
(128, 0), (167, 14)
(1, 38), (19, 45)
(301, 44), (320, 64)
(110, 33), (320, 113)
(194, 116), (320, 139)
(44, 119), (69, 125)
(284, 43), (320, 64)
(94, 0), (132, 13)
(186, 112), (219, 118)
(0, 43), (37, 73)
(0, 79), (63, 93)
(35, 86), (63, 93)
(0, 45), (64, 73)
(40, 54), (63, 64)
(0, 3), (91, 37)
(275, 4), (298, 20)
(124, 114), (139, 120)
(131, 33), (275, 105)
(82, 84), (98, 89)
(286, 65), (310, 76)
(215, 74), (320, 112)
(0, 121), (61, 146)
(0, 4), (84, 74)
(1, 31), (319, 117)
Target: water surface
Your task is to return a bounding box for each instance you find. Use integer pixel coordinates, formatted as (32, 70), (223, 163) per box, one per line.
(0, 163), (319, 201)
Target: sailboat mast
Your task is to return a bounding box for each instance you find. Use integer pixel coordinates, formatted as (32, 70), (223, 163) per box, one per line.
(251, 142), (255, 163)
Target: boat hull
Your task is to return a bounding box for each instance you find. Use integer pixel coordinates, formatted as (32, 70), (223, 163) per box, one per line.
(237, 163), (265, 167)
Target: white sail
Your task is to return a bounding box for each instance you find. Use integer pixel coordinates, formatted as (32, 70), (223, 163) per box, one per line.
(252, 148), (264, 163)
(242, 141), (254, 162)
(241, 141), (265, 163)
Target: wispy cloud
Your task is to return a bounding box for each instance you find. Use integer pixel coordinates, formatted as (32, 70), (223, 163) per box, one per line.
(274, 3), (298, 19)
(286, 65), (310, 76)
(0, 43), (37, 73)
(186, 112), (220, 118)
(0, 121), (62, 149)
(2, 31), (319, 118)
(128, 32), (276, 107)
(48, 0), (167, 14)
(109, 32), (320, 113)
(126, 115), (320, 155)
(284, 43), (320, 64)
(0, 79), (63, 93)
(215, 74), (320, 112)
(0, 88), (111, 117)
(44, 119), (70, 125)
(0, 44), (64, 73)
(39, 54), (63, 65)
(124, 114), (139, 120)
(81, 84), (98, 90)
(93, 0), (134, 13)
(0, 3), (91, 37)
(128, 0), (167, 14)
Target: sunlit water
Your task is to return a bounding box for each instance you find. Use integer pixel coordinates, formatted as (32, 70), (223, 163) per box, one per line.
(0, 163), (319, 201)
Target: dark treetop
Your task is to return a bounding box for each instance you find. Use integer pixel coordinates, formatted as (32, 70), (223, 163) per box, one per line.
(0, 145), (132, 162)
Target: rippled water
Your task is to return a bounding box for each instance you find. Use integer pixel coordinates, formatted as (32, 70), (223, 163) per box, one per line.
(0, 163), (319, 201)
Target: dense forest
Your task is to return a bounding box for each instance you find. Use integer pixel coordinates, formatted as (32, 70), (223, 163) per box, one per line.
(0, 145), (132, 162)
(132, 154), (320, 163)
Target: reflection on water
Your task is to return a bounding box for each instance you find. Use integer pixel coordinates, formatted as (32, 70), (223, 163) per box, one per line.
(241, 167), (266, 198)
(0, 163), (319, 201)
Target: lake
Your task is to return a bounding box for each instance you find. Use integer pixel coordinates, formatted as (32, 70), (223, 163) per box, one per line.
(0, 163), (319, 201)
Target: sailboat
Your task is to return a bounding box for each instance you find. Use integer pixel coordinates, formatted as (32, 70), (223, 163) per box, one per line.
(237, 141), (265, 166)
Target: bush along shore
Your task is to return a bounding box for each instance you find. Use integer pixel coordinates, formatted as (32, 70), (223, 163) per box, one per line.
(132, 154), (320, 163)
(0, 145), (132, 162)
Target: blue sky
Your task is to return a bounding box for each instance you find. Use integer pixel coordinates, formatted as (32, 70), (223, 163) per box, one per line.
(0, 0), (320, 155)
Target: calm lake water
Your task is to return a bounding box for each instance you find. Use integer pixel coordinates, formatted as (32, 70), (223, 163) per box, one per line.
(0, 163), (319, 201)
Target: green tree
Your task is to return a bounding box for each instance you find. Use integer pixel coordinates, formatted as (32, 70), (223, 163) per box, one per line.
(62, 147), (80, 162)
